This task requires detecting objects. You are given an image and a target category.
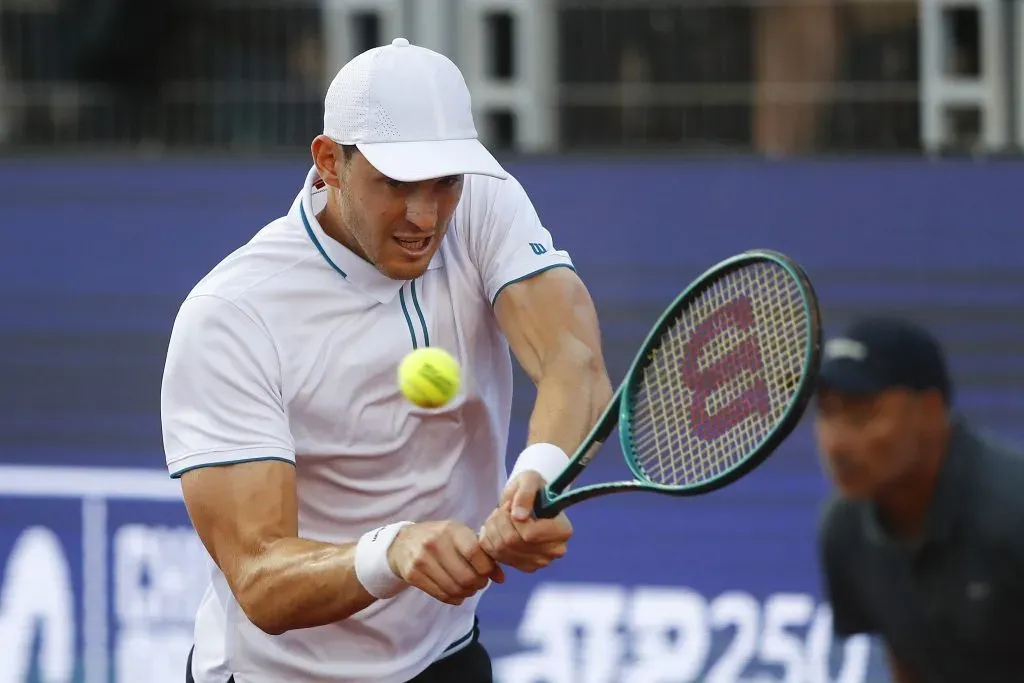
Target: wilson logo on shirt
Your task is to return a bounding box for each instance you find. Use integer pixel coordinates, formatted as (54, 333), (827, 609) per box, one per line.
(529, 243), (547, 255)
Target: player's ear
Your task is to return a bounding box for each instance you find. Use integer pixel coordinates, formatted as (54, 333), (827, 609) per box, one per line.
(311, 135), (344, 189)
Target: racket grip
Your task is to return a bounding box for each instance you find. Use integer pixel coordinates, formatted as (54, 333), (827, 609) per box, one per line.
(532, 487), (561, 519)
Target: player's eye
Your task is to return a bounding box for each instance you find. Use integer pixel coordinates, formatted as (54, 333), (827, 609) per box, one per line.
(385, 178), (406, 189)
(438, 176), (461, 188)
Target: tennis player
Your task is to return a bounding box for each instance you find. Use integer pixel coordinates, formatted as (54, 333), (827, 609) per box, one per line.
(161, 38), (613, 683)
(815, 317), (1024, 683)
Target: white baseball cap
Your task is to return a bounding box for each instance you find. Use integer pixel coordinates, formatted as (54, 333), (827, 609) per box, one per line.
(323, 37), (508, 183)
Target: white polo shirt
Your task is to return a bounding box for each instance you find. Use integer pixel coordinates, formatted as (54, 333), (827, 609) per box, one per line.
(160, 165), (574, 683)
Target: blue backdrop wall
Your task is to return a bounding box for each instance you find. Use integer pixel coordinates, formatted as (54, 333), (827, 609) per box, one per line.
(1, 159), (1022, 683)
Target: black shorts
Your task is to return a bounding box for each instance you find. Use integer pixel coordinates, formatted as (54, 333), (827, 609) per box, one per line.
(185, 618), (491, 683)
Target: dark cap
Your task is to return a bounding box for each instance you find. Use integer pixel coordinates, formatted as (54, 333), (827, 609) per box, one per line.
(818, 316), (952, 402)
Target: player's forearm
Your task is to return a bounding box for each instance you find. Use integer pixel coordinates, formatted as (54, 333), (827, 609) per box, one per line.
(234, 537), (375, 635)
(526, 337), (613, 454)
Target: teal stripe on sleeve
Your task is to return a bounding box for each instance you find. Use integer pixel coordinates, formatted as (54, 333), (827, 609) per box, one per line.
(490, 263), (577, 306)
(169, 455), (295, 479)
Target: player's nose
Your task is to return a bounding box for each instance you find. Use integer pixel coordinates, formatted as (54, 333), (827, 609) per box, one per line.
(405, 196), (438, 231)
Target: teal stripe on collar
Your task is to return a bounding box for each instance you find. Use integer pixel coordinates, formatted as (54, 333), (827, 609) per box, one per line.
(300, 204), (347, 278)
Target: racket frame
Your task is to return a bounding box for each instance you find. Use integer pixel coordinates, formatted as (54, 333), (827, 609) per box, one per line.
(533, 249), (822, 519)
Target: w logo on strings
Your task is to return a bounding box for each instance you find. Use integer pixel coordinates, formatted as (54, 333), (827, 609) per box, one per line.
(529, 243), (547, 255)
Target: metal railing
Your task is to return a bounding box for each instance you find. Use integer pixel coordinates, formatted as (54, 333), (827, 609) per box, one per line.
(0, 0), (327, 152)
(557, 0), (920, 153)
(0, 0), (1008, 155)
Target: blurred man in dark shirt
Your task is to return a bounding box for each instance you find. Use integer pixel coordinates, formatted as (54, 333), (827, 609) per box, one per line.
(816, 316), (1024, 683)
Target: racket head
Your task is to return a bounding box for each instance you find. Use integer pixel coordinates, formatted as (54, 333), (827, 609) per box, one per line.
(617, 249), (822, 495)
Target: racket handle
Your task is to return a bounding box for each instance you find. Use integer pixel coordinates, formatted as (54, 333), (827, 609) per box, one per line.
(532, 487), (562, 519)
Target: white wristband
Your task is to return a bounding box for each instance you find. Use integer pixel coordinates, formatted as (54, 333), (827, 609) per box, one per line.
(509, 442), (569, 485)
(354, 521), (413, 600)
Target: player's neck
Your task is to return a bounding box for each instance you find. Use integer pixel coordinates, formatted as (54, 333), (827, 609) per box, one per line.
(875, 422), (951, 542)
(317, 203), (370, 263)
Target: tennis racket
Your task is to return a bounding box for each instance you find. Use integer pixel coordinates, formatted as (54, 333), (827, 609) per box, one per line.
(533, 248), (822, 519)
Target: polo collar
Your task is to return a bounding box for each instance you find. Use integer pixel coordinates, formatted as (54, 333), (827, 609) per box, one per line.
(295, 165), (443, 304)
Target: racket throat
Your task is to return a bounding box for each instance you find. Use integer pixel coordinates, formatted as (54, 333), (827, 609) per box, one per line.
(550, 440), (603, 494)
(577, 441), (603, 468)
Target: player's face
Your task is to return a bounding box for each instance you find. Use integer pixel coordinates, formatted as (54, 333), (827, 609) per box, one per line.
(813, 388), (923, 499)
(338, 150), (463, 281)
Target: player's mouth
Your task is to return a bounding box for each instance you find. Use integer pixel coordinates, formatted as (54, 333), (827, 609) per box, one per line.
(393, 235), (433, 257)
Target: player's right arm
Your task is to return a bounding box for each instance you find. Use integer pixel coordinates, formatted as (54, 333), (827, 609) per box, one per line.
(162, 295), (500, 635)
(180, 459), (374, 634)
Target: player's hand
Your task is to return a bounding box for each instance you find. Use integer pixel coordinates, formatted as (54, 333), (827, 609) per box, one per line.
(387, 520), (505, 606)
(479, 471), (573, 573)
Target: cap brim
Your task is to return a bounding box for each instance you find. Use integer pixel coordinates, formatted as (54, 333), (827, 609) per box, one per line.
(357, 138), (508, 183)
(817, 360), (889, 396)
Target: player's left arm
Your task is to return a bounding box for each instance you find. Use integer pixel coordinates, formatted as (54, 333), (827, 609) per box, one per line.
(482, 268), (613, 571)
(495, 265), (614, 499)
(462, 174), (612, 570)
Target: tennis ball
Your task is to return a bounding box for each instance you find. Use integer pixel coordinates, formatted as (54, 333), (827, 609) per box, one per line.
(398, 347), (461, 408)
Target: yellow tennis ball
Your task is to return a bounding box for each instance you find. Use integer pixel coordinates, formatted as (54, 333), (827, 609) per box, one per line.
(398, 347), (461, 408)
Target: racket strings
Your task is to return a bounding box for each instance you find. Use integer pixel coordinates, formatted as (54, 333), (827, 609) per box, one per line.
(628, 262), (809, 487)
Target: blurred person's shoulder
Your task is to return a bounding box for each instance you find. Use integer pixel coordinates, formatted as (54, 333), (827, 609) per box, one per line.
(959, 421), (1024, 543)
(818, 493), (868, 558)
(967, 420), (1024, 471)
